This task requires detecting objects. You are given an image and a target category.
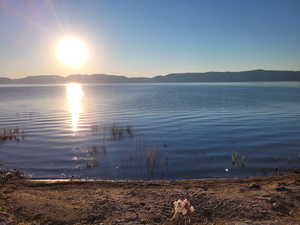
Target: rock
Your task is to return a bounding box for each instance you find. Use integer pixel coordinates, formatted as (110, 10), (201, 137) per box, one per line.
(0, 211), (13, 225)
(272, 200), (293, 215)
(152, 217), (161, 223)
(248, 184), (261, 190)
(276, 187), (289, 192)
(239, 188), (246, 193)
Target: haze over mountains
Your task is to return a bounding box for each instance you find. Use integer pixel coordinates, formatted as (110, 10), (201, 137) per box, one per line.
(1, 70), (300, 84)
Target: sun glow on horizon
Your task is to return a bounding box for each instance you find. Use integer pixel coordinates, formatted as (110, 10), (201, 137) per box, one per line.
(56, 37), (88, 68)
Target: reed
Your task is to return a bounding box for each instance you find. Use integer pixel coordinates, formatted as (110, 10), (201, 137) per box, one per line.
(89, 123), (170, 178)
(91, 123), (134, 141)
(111, 124), (134, 140)
(0, 127), (25, 143)
(231, 152), (247, 167)
(145, 145), (161, 176)
(85, 145), (106, 169)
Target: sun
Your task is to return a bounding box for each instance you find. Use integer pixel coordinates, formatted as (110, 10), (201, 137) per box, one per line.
(56, 37), (88, 67)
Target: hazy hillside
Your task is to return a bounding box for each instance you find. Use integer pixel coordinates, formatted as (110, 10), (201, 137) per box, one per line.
(153, 70), (300, 82)
(1, 70), (300, 84)
(68, 74), (130, 83)
(0, 77), (11, 84)
(15, 75), (66, 84)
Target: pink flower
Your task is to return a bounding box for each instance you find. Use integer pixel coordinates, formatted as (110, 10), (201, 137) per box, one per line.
(173, 199), (195, 215)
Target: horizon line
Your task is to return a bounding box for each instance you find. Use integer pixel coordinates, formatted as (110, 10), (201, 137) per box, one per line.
(2, 69), (300, 80)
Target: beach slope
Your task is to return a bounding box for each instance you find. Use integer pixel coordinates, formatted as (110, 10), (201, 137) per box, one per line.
(1, 172), (300, 224)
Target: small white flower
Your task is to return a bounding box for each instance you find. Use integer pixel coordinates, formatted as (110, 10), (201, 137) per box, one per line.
(190, 206), (195, 213)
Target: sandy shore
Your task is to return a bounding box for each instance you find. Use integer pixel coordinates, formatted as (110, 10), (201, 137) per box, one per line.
(1, 171), (300, 225)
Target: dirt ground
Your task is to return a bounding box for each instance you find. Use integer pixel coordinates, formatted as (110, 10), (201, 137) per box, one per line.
(1, 170), (300, 225)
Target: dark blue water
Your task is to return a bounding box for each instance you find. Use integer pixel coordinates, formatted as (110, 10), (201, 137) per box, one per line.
(0, 82), (300, 179)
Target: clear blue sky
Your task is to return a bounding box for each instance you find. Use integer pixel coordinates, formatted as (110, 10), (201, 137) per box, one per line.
(0, 0), (300, 78)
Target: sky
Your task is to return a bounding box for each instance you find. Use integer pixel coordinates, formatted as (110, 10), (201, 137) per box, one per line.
(0, 0), (300, 78)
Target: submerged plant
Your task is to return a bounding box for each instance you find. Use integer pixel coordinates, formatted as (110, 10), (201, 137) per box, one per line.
(91, 123), (135, 143)
(146, 146), (161, 176)
(89, 123), (171, 178)
(72, 145), (107, 169)
(85, 159), (98, 168)
(87, 145), (99, 155)
(0, 127), (25, 143)
(231, 152), (247, 167)
(110, 124), (134, 140)
(126, 125), (133, 137)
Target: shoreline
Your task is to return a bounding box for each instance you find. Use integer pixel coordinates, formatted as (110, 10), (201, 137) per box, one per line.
(27, 173), (297, 183)
(1, 171), (300, 224)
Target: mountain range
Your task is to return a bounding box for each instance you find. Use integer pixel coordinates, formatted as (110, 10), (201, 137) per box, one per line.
(1, 70), (300, 84)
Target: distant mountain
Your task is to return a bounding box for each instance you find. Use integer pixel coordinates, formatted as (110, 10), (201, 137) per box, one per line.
(15, 75), (65, 84)
(152, 70), (300, 82)
(68, 74), (130, 83)
(0, 77), (11, 84)
(1, 70), (300, 84)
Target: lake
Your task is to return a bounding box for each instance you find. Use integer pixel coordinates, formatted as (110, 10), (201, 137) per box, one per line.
(1, 82), (300, 179)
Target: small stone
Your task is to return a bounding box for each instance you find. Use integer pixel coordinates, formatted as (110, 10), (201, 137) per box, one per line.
(276, 187), (289, 192)
(248, 184), (261, 190)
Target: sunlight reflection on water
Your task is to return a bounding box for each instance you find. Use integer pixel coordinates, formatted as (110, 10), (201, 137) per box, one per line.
(66, 83), (84, 132)
(1, 83), (300, 179)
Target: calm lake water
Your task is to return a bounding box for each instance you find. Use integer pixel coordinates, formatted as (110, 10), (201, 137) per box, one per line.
(1, 82), (300, 179)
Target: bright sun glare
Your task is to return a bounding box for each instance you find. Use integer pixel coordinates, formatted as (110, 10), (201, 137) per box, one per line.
(56, 37), (88, 67)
